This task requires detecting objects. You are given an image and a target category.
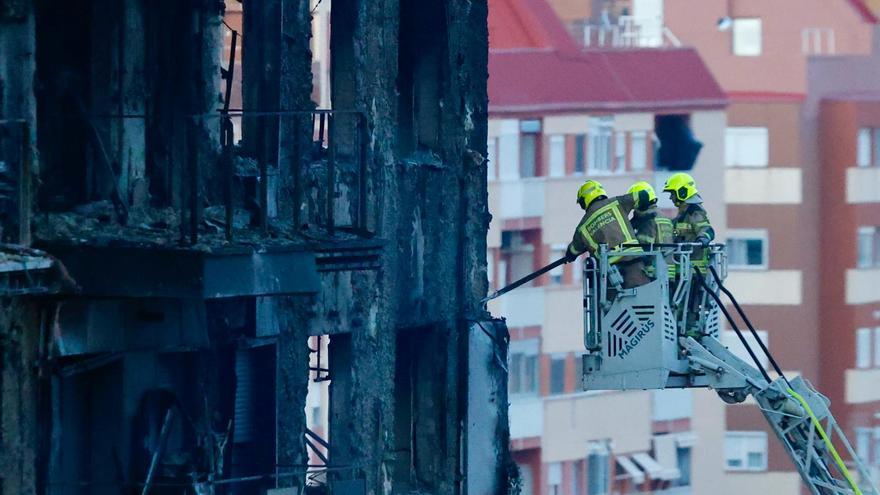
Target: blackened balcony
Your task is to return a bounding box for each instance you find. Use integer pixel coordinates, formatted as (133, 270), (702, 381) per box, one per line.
(29, 109), (379, 299)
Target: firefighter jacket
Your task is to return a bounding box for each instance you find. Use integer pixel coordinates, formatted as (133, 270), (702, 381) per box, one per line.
(632, 208), (674, 278)
(567, 194), (642, 264)
(631, 208), (674, 245)
(673, 203), (715, 267)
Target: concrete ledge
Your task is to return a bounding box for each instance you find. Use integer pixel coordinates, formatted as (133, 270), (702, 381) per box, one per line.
(45, 243), (320, 299)
(725, 168), (802, 204)
(724, 270), (802, 305)
(847, 167), (880, 203)
(846, 268), (880, 304)
(846, 368), (880, 404)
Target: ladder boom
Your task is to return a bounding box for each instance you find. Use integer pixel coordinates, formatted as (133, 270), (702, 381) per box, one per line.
(684, 335), (876, 495)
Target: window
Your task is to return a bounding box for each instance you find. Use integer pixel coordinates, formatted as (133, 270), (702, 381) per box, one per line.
(874, 428), (880, 467)
(574, 134), (586, 174)
(725, 127), (769, 167)
(549, 135), (566, 178)
(574, 354), (584, 392)
(588, 117), (613, 173)
(572, 459), (584, 495)
(501, 231), (536, 284)
(801, 28), (835, 55)
(615, 132), (626, 172)
(587, 442), (610, 495)
(732, 18), (762, 56)
(519, 120), (541, 178)
(875, 327), (880, 368)
(676, 447), (692, 487)
(856, 428), (873, 465)
(857, 328), (872, 369)
(487, 138), (498, 180)
(725, 432), (768, 471)
(858, 128), (871, 167)
(550, 354), (566, 395)
(855, 128), (880, 167)
(859, 427), (880, 467)
(509, 339), (539, 396)
(549, 244), (566, 285)
(548, 462), (562, 495)
(655, 114), (701, 171)
(726, 230), (768, 269)
(875, 129), (880, 167)
(631, 131), (647, 171)
(396, 0), (444, 153)
(857, 227), (878, 268)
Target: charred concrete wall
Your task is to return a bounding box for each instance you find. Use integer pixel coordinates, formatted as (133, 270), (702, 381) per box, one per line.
(0, 0), (509, 493)
(0, 299), (42, 495)
(320, 0), (508, 494)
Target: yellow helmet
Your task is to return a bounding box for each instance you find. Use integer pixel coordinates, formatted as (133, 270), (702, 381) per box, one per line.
(663, 172), (698, 203)
(576, 180), (607, 208)
(628, 181), (657, 207)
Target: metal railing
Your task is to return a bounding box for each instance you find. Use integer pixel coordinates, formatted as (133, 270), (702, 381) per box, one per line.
(581, 16), (682, 49)
(26, 107), (371, 247)
(191, 108), (371, 244)
(582, 243), (727, 353)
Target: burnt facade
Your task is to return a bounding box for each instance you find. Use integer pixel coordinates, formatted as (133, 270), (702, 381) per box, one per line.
(0, 0), (509, 494)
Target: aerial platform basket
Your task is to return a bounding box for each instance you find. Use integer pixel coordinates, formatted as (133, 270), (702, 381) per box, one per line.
(581, 243), (726, 391)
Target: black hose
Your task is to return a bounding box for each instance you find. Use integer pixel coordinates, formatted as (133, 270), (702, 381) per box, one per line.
(708, 265), (789, 384)
(694, 270), (773, 383)
(483, 256), (568, 303)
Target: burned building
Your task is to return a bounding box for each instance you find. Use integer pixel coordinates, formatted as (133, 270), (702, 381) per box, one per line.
(0, 0), (510, 494)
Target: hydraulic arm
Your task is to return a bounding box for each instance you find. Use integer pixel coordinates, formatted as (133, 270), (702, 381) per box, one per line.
(487, 244), (880, 495)
(684, 267), (877, 495)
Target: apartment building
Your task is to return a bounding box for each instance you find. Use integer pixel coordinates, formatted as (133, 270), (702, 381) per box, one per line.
(486, 0), (729, 493)
(544, 0), (880, 491)
(806, 42), (880, 484)
(661, 2), (878, 492)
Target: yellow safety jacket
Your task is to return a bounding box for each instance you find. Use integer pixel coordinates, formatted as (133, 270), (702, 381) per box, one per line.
(673, 203), (715, 268)
(567, 193), (643, 265)
(632, 210), (675, 278)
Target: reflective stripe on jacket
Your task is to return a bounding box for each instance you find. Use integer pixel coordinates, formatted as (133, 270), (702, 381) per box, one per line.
(673, 203), (715, 267)
(567, 194), (643, 264)
(632, 211), (675, 277)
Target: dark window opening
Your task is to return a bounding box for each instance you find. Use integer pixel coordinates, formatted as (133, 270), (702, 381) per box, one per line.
(574, 134), (586, 174)
(519, 119), (542, 177)
(509, 350), (539, 396)
(676, 446), (692, 486)
(34, 0), (93, 210)
(34, 0), (208, 212)
(550, 355), (565, 395)
(654, 114), (702, 171)
(500, 230), (540, 285)
(397, 0), (447, 157)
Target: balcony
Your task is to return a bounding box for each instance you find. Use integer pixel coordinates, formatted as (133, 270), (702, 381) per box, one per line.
(578, 16), (682, 49)
(509, 396), (544, 440)
(488, 286), (545, 327)
(24, 110), (381, 299)
(495, 178), (546, 220)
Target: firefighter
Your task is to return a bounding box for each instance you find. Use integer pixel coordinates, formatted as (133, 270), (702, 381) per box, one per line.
(628, 181), (674, 279)
(662, 172), (715, 263)
(662, 172), (715, 335)
(627, 181), (673, 246)
(564, 180), (650, 291)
